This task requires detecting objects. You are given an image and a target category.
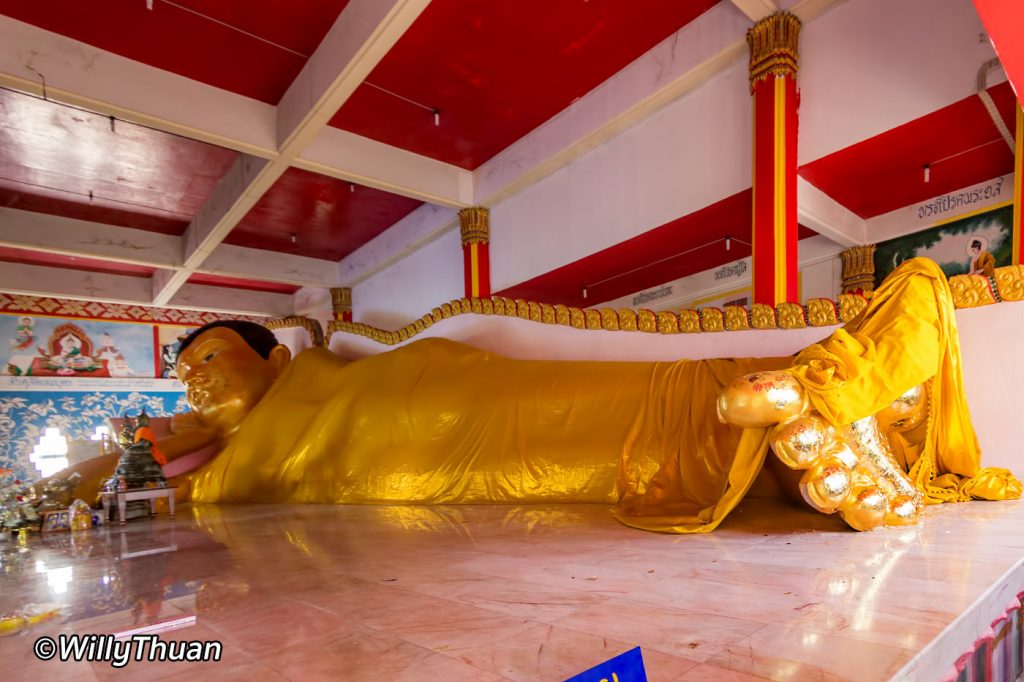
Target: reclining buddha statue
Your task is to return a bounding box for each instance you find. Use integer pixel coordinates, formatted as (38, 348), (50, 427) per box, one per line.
(60, 258), (1020, 532)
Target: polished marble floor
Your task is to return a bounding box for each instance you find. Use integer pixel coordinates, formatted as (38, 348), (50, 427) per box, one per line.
(2, 496), (1024, 681)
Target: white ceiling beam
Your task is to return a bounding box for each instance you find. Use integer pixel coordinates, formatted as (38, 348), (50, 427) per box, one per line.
(0, 11), (444, 204)
(472, 2), (751, 208)
(338, 203), (458, 285)
(0, 262), (287, 316)
(0, 206), (340, 291)
(0, 207), (182, 268)
(169, 284), (294, 318)
(345, 0), (847, 286)
(151, 154), (276, 305)
(796, 176), (866, 247)
(0, 17), (277, 158)
(294, 129), (472, 208)
(198, 244), (341, 289)
(275, 0), (430, 154)
(0, 262), (153, 304)
(151, 0), (431, 306)
(729, 0), (779, 22)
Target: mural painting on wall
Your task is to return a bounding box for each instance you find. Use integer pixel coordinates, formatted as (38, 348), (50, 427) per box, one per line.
(0, 389), (188, 484)
(157, 325), (196, 379)
(1, 315), (157, 378)
(874, 203), (1012, 285)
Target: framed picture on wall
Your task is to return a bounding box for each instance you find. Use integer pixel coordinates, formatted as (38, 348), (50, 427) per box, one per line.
(874, 203), (1013, 286)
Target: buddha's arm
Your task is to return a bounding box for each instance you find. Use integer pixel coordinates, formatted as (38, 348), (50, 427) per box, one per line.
(55, 425), (219, 503)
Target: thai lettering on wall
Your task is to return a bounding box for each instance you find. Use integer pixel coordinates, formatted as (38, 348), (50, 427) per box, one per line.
(916, 177), (1006, 220)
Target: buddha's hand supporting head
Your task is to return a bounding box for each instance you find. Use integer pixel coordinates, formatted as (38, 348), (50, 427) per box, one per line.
(718, 371), (924, 531)
(176, 322), (291, 438)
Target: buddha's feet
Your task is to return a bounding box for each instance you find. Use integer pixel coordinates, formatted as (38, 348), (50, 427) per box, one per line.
(718, 372), (924, 531)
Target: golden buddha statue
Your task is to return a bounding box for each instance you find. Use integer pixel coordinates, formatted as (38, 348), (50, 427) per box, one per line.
(59, 258), (1019, 532)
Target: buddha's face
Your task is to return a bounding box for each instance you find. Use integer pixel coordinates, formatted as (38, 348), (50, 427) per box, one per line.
(176, 327), (289, 437)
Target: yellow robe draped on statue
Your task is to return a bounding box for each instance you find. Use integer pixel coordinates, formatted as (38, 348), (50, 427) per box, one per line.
(189, 258), (1019, 532)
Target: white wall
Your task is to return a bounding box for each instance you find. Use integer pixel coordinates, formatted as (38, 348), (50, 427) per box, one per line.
(340, 0), (1001, 329)
(353, 229), (463, 329)
(799, 0), (1001, 163)
(490, 59), (752, 291)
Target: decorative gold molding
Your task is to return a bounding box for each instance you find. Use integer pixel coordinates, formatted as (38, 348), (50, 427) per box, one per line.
(840, 245), (877, 295)
(459, 207), (490, 245)
(747, 11), (801, 91)
(323, 265), (1024, 346)
(265, 316), (324, 347)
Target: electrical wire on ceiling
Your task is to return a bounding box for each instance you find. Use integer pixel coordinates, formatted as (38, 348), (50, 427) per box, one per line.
(145, 0), (442, 126)
(582, 236), (751, 297)
(0, 173), (194, 218)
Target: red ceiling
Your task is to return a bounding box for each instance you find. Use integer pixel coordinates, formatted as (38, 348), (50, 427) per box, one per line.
(227, 167), (423, 261)
(330, 0), (721, 169)
(499, 189), (816, 308)
(0, 0), (350, 104)
(0, 245), (156, 277)
(799, 82), (1017, 219)
(0, 87), (237, 234)
(188, 273), (299, 295)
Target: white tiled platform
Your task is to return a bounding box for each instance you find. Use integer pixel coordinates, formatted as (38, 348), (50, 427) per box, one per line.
(2, 496), (1023, 681)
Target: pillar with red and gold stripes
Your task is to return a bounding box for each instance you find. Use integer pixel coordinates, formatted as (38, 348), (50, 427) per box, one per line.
(330, 287), (352, 322)
(748, 12), (801, 305)
(459, 207), (491, 298)
(1013, 101), (1022, 266)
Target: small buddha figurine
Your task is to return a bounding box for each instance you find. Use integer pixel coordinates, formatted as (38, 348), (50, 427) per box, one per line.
(111, 439), (166, 491)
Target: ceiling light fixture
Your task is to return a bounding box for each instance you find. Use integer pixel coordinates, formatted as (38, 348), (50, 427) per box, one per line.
(923, 164), (930, 183)
(291, 234), (297, 244)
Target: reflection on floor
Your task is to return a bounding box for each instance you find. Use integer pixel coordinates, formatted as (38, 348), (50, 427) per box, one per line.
(1, 496), (1023, 681)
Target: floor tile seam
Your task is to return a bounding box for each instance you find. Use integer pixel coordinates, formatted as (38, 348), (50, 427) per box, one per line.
(666, 661), (775, 682)
(303, 574), (563, 626)
(360, 619), (541, 679)
(542, 601), (772, 662)
(254, 628), (512, 682)
(387, 631), (530, 682)
(890, 553), (1024, 682)
(197, 619), (288, 661)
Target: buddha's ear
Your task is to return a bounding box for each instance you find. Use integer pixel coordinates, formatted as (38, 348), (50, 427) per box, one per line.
(268, 344), (292, 377)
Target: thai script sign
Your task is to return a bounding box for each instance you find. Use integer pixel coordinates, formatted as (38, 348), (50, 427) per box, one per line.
(916, 177), (1006, 220)
(714, 260), (748, 280)
(0, 376), (182, 392)
(632, 286), (673, 306)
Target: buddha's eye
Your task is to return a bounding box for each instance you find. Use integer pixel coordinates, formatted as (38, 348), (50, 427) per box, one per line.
(203, 351), (218, 363)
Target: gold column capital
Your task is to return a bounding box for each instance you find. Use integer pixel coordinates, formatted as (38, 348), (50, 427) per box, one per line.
(459, 207), (490, 245)
(747, 11), (801, 91)
(330, 287), (352, 312)
(840, 245), (877, 295)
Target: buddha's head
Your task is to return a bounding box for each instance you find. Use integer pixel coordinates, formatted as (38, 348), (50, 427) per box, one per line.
(176, 321), (291, 437)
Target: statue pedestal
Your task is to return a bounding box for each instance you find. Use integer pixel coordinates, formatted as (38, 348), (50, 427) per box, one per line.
(99, 487), (176, 525)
